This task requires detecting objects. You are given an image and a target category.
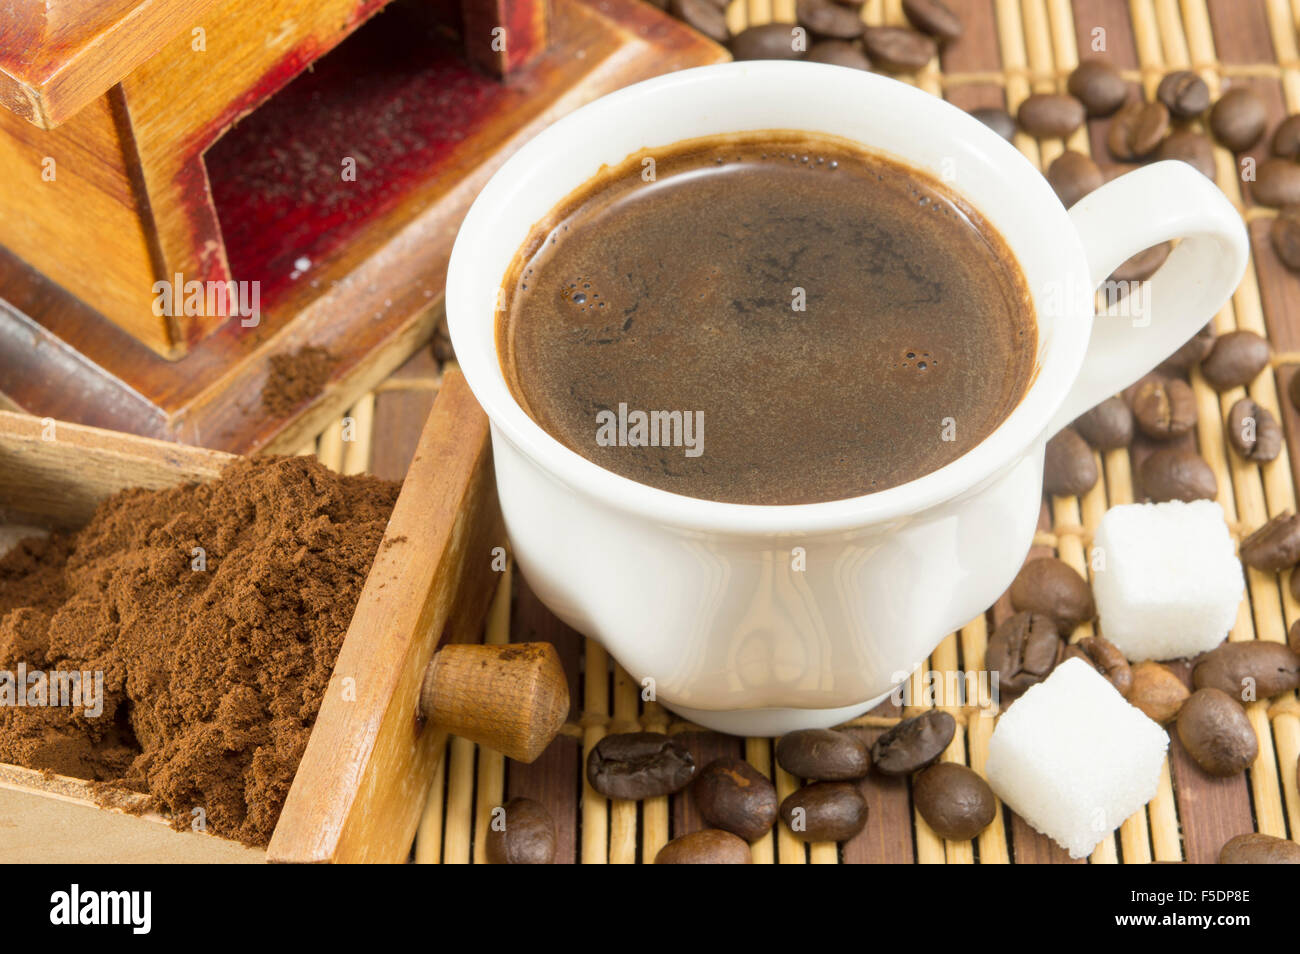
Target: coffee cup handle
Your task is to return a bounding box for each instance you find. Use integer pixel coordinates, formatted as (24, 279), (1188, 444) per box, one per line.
(1046, 160), (1249, 435)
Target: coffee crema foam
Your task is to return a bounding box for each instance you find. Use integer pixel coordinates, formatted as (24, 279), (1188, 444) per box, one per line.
(498, 131), (1035, 505)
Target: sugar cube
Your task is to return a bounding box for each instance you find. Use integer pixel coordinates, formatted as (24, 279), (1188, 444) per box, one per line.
(1091, 500), (1242, 661)
(986, 658), (1169, 859)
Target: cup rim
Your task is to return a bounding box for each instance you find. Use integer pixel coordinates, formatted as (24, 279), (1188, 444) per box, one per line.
(447, 61), (1092, 535)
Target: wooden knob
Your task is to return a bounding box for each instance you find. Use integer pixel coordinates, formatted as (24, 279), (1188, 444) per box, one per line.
(419, 642), (569, 762)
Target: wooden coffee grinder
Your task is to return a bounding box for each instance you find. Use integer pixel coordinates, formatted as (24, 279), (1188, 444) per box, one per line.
(0, 0), (724, 452)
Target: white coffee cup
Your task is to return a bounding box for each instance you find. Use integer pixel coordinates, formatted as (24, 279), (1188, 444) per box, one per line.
(446, 61), (1248, 736)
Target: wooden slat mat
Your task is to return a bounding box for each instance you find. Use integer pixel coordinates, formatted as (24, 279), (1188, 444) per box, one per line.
(325, 0), (1300, 863)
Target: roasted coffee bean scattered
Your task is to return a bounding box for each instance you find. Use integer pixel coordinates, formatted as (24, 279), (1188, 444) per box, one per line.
(1156, 129), (1216, 179)
(870, 710), (955, 775)
(797, 0), (866, 38)
(1177, 688), (1258, 777)
(1272, 114), (1300, 158)
(1226, 397), (1282, 463)
(586, 732), (696, 799)
(1193, 640), (1300, 699)
(1107, 100), (1169, 159)
(1291, 616), (1300, 654)
(1009, 557), (1096, 635)
(1209, 87), (1267, 152)
(1159, 324), (1215, 373)
(912, 763), (996, 840)
(1156, 70), (1210, 119)
(1219, 832), (1300, 864)
(1017, 93), (1087, 139)
(692, 758), (778, 841)
(1064, 635), (1132, 696)
(1270, 204), (1300, 272)
(1199, 330), (1270, 391)
(860, 26), (937, 72)
(1128, 661), (1189, 724)
(1131, 377), (1198, 440)
(1068, 60), (1128, 117)
(779, 781), (869, 841)
(670, 0), (730, 42)
(1073, 396), (1134, 450)
(1139, 447), (1218, 503)
(655, 829), (753, 863)
(806, 39), (872, 69)
(776, 728), (870, 780)
(987, 611), (1062, 692)
(902, 0), (962, 43)
(1043, 427), (1099, 497)
(729, 23), (803, 60)
(1109, 242), (1170, 283)
(485, 798), (557, 865)
(969, 107), (1016, 141)
(1046, 150), (1103, 207)
(1239, 512), (1300, 572)
(1252, 157), (1300, 208)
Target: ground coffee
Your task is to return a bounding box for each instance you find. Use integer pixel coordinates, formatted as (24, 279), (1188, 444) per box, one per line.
(0, 456), (398, 846)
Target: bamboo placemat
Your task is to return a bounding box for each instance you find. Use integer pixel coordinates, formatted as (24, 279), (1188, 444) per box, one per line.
(317, 0), (1300, 863)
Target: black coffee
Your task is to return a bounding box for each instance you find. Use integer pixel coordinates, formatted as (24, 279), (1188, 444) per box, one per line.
(498, 132), (1035, 505)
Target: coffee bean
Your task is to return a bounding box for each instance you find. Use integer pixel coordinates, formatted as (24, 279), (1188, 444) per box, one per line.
(1064, 635), (1132, 696)
(1193, 640), (1300, 699)
(1009, 557), (1096, 635)
(1219, 832), (1300, 864)
(669, 0), (730, 41)
(586, 732), (696, 799)
(1109, 242), (1170, 283)
(1291, 615), (1300, 654)
(1159, 324), (1215, 374)
(1176, 688), (1258, 777)
(1227, 397), (1282, 463)
(485, 797), (556, 864)
(1017, 93), (1087, 139)
(1199, 330), (1270, 391)
(1128, 661), (1189, 724)
(1270, 204), (1300, 272)
(1273, 115), (1300, 158)
(1252, 157), (1300, 208)
(1156, 129), (1216, 179)
(1107, 100), (1169, 159)
(692, 758), (777, 841)
(1043, 427), (1099, 497)
(797, 0), (865, 39)
(1046, 150), (1103, 207)
(912, 763), (996, 840)
(1210, 87), (1267, 152)
(779, 781), (868, 841)
(870, 710), (955, 775)
(728, 23), (804, 60)
(776, 728), (870, 780)
(1068, 60), (1128, 118)
(1156, 70), (1210, 120)
(654, 829), (753, 863)
(1240, 512), (1300, 572)
(1290, 369), (1300, 414)
(861, 26), (936, 72)
(806, 39), (872, 69)
(902, 0), (962, 43)
(1139, 447), (1218, 503)
(969, 107), (1016, 141)
(1131, 377), (1197, 440)
(987, 611), (1062, 693)
(1072, 396), (1134, 450)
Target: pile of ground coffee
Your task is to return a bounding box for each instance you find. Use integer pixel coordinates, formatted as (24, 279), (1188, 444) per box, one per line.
(0, 456), (398, 846)
(261, 346), (338, 417)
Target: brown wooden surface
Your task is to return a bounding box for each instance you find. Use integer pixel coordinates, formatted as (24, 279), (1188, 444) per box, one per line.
(0, 0), (227, 129)
(0, 0), (726, 453)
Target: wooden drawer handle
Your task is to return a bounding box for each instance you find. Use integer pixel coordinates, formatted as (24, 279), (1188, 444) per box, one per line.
(419, 642), (569, 763)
